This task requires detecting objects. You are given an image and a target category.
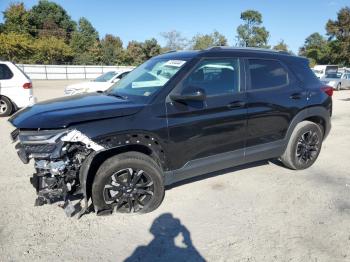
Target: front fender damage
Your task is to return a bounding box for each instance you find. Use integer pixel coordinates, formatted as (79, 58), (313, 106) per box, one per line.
(14, 129), (105, 218)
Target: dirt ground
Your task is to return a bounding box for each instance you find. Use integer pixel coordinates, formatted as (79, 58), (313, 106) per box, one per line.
(0, 80), (350, 262)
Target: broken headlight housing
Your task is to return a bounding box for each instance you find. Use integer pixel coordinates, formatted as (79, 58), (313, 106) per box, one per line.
(15, 129), (67, 163)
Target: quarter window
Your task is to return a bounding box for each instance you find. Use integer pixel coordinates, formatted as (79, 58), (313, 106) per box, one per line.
(0, 64), (14, 80)
(248, 59), (288, 90)
(182, 59), (240, 96)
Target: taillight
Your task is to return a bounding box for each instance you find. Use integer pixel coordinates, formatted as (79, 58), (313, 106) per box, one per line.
(23, 82), (32, 89)
(321, 85), (333, 97)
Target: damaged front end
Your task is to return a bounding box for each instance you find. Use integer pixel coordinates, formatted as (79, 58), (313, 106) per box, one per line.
(11, 128), (104, 217)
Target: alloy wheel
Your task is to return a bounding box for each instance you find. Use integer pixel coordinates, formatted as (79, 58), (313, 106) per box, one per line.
(103, 168), (154, 213)
(0, 100), (7, 113)
(296, 130), (320, 164)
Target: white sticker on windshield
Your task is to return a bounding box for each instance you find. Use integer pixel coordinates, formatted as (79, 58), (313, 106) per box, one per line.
(132, 80), (166, 88)
(164, 60), (186, 67)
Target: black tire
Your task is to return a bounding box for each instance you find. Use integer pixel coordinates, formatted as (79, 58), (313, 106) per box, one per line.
(92, 151), (164, 214)
(0, 96), (13, 117)
(336, 83), (341, 91)
(280, 121), (323, 170)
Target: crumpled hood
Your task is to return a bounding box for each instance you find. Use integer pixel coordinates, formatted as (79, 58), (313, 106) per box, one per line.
(9, 93), (145, 129)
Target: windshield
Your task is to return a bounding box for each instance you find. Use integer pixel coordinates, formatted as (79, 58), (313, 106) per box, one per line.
(107, 58), (188, 99)
(94, 71), (117, 82)
(325, 73), (340, 79)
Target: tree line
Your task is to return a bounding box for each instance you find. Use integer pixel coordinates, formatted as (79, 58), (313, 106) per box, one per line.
(0, 1), (349, 66)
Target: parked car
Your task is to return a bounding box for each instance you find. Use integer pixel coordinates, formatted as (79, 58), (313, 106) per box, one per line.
(64, 70), (131, 96)
(0, 61), (36, 117)
(9, 47), (332, 217)
(322, 72), (350, 90)
(313, 65), (338, 79)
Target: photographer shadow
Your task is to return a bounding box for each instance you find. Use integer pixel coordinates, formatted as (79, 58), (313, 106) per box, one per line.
(124, 213), (205, 262)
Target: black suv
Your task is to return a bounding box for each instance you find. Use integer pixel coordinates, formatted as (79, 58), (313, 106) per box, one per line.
(9, 47), (332, 216)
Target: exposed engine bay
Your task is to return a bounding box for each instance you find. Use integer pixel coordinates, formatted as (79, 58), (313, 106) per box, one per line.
(11, 129), (105, 217)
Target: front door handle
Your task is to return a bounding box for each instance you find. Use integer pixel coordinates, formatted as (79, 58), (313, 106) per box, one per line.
(227, 101), (245, 109)
(289, 93), (302, 100)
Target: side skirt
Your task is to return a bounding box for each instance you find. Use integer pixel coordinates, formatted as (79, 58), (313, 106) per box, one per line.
(164, 140), (286, 186)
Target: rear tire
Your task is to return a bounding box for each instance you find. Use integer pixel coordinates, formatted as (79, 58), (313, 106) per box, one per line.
(92, 152), (164, 214)
(280, 121), (323, 170)
(0, 96), (13, 117)
(336, 83), (341, 91)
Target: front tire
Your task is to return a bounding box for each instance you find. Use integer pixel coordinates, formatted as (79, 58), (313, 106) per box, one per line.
(281, 121), (323, 170)
(0, 96), (13, 117)
(92, 152), (164, 214)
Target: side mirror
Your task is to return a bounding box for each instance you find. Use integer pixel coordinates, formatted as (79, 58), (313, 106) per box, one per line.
(170, 88), (206, 102)
(112, 78), (120, 83)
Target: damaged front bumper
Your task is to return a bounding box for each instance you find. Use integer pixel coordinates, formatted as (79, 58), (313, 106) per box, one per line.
(11, 128), (104, 217)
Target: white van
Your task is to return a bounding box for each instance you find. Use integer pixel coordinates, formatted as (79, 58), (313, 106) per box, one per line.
(0, 61), (36, 117)
(313, 65), (338, 79)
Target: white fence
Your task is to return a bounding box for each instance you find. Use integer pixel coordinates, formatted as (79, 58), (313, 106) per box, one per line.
(16, 64), (135, 80)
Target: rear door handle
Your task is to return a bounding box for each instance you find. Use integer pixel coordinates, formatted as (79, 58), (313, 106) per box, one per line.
(227, 101), (245, 109)
(289, 93), (302, 100)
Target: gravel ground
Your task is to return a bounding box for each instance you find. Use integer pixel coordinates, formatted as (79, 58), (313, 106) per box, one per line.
(0, 80), (350, 262)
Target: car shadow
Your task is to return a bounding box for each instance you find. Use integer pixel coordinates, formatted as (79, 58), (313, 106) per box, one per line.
(124, 213), (205, 262)
(166, 159), (273, 190)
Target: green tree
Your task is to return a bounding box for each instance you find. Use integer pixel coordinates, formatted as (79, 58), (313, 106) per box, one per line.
(160, 30), (187, 50)
(71, 17), (99, 64)
(273, 40), (288, 52)
(89, 41), (103, 64)
(299, 33), (331, 65)
(326, 7), (350, 66)
(0, 32), (34, 62)
(71, 17), (98, 51)
(304, 32), (327, 49)
(142, 38), (161, 60)
(2, 2), (31, 34)
(191, 30), (227, 50)
(236, 10), (270, 48)
(100, 34), (123, 65)
(28, 0), (76, 39)
(123, 41), (145, 65)
(32, 36), (73, 64)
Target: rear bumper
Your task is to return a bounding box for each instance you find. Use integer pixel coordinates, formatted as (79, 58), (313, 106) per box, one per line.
(13, 95), (37, 109)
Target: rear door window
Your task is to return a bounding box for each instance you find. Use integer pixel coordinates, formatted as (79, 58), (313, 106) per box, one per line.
(0, 64), (14, 80)
(248, 59), (289, 90)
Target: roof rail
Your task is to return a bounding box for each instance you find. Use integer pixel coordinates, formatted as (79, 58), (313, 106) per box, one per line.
(277, 50), (291, 55)
(204, 46), (291, 55)
(206, 46), (223, 51)
(163, 49), (177, 54)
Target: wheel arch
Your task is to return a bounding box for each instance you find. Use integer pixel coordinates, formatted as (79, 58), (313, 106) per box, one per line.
(0, 95), (16, 114)
(79, 132), (168, 201)
(285, 106), (331, 145)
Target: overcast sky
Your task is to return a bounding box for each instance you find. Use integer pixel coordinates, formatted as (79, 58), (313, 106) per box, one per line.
(0, 0), (348, 52)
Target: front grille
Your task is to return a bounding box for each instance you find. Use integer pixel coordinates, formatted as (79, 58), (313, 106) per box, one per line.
(23, 144), (57, 153)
